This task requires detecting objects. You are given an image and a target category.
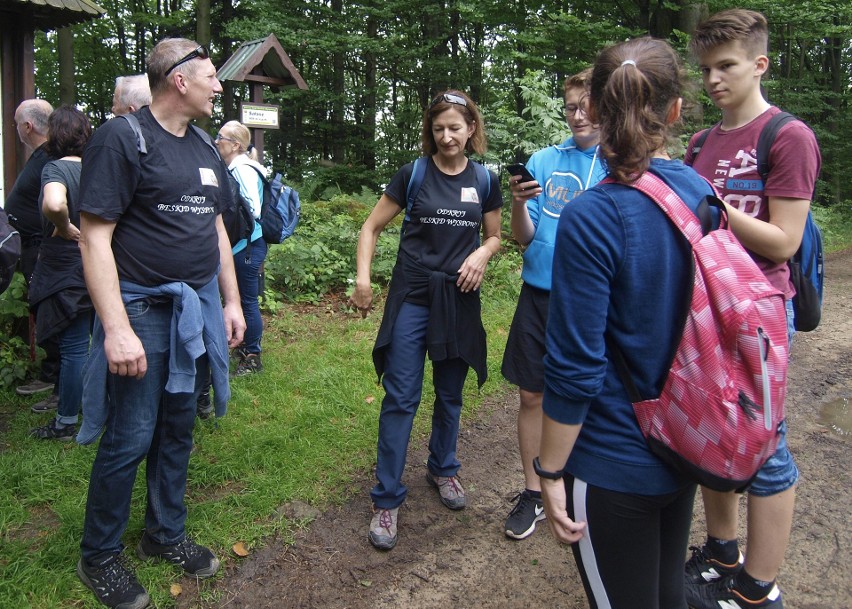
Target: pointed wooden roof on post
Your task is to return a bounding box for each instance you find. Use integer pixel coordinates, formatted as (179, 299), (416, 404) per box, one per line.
(217, 34), (307, 163)
(217, 34), (308, 91)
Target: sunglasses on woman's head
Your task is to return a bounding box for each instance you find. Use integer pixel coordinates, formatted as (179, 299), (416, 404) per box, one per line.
(430, 93), (467, 109)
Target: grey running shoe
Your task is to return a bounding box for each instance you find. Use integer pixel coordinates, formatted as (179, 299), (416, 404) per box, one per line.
(686, 576), (783, 609)
(16, 379), (54, 396)
(77, 554), (150, 609)
(30, 393), (59, 413)
(504, 490), (546, 540)
(368, 507), (399, 550)
(30, 419), (76, 441)
(136, 533), (220, 578)
(426, 472), (466, 510)
(685, 544), (744, 585)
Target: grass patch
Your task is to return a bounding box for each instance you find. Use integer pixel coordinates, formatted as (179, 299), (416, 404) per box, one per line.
(0, 254), (520, 608)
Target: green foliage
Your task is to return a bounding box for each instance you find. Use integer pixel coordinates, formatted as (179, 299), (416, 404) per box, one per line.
(263, 190), (398, 304)
(0, 274), (35, 388)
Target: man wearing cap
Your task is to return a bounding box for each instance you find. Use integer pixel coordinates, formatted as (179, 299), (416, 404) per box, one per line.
(76, 38), (244, 609)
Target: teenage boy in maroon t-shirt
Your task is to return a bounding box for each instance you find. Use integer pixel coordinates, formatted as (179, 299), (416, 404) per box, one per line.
(683, 9), (820, 609)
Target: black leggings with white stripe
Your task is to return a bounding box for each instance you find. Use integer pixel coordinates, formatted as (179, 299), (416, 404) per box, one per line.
(565, 475), (697, 609)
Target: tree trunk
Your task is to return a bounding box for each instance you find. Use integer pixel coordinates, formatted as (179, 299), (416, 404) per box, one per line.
(58, 28), (75, 105)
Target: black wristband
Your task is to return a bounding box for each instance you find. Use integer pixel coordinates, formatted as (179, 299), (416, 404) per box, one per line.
(533, 456), (563, 480)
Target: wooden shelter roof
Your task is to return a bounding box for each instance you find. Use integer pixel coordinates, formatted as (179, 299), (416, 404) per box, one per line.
(217, 34), (307, 90)
(0, 0), (104, 29)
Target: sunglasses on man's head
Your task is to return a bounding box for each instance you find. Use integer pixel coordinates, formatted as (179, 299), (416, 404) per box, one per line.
(165, 45), (209, 76)
(430, 92), (468, 109)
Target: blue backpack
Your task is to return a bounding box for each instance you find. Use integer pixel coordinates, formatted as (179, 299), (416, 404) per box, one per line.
(247, 168), (300, 244)
(403, 157), (491, 238)
(689, 112), (824, 331)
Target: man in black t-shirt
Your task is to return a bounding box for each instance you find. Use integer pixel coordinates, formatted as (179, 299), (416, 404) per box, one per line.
(8, 99), (60, 401)
(76, 38), (245, 609)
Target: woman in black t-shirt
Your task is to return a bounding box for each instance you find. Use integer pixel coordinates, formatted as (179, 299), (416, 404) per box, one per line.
(350, 90), (503, 550)
(28, 106), (94, 441)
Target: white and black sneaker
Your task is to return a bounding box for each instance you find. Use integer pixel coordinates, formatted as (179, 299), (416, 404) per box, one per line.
(77, 553), (149, 609)
(504, 490), (546, 540)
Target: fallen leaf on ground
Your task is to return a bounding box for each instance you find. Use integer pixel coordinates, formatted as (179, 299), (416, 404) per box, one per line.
(170, 583), (182, 597)
(232, 541), (249, 557)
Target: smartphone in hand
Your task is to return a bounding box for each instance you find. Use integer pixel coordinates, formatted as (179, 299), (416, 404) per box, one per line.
(506, 164), (539, 188)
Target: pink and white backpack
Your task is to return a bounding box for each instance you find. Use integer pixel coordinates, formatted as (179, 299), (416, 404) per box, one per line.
(604, 172), (788, 492)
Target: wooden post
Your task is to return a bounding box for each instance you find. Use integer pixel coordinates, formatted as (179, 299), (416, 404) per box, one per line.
(250, 82), (264, 163)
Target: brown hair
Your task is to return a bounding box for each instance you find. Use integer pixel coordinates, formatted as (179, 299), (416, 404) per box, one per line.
(44, 105), (92, 159)
(420, 90), (487, 156)
(563, 67), (592, 100)
(147, 38), (204, 95)
(688, 9), (769, 60)
(589, 37), (684, 183)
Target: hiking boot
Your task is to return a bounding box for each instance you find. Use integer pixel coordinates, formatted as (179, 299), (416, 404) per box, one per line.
(30, 419), (76, 441)
(16, 379), (54, 396)
(368, 507), (399, 550)
(426, 472), (466, 510)
(30, 393), (59, 413)
(686, 576), (783, 609)
(136, 533), (220, 578)
(232, 353), (262, 377)
(685, 544), (744, 585)
(504, 490), (546, 540)
(196, 389), (213, 420)
(77, 554), (150, 609)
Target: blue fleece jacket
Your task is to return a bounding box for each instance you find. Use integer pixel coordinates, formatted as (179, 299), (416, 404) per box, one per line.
(521, 137), (607, 291)
(542, 159), (715, 495)
(77, 275), (231, 445)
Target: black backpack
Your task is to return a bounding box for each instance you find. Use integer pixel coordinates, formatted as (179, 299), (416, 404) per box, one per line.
(120, 114), (256, 250)
(0, 207), (21, 295)
(688, 112), (824, 332)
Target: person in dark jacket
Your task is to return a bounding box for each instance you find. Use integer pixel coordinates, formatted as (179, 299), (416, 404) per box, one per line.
(537, 37), (712, 608)
(350, 90), (502, 550)
(28, 106), (93, 441)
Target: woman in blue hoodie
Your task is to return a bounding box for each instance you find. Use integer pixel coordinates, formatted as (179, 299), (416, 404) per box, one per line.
(536, 38), (712, 609)
(502, 69), (606, 540)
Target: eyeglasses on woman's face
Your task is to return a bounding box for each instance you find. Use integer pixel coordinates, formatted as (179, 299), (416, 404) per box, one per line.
(214, 134), (237, 144)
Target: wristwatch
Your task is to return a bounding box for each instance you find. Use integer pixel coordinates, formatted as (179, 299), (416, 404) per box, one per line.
(533, 457), (564, 480)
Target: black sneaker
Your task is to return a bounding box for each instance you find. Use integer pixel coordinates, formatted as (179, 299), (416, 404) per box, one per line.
(504, 490), (546, 540)
(686, 575), (783, 609)
(232, 353), (263, 377)
(685, 544), (744, 585)
(30, 419), (76, 441)
(136, 533), (220, 578)
(196, 389), (213, 420)
(77, 554), (150, 609)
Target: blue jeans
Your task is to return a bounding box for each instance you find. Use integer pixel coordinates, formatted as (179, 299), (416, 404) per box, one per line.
(748, 299), (799, 496)
(81, 300), (207, 562)
(55, 311), (92, 426)
(234, 238), (268, 354)
(370, 302), (469, 509)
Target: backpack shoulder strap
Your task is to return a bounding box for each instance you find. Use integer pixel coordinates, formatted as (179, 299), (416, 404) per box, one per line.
(687, 121), (720, 165)
(119, 113), (147, 154)
(402, 157), (427, 234)
(470, 160), (491, 205)
(189, 124), (222, 160)
(755, 111), (798, 183)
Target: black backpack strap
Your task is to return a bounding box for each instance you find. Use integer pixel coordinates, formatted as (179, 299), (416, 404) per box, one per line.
(189, 124), (222, 160)
(687, 121), (720, 164)
(755, 111), (798, 183)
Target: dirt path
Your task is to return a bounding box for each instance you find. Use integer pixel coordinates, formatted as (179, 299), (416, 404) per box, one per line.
(185, 250), (852, 609)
